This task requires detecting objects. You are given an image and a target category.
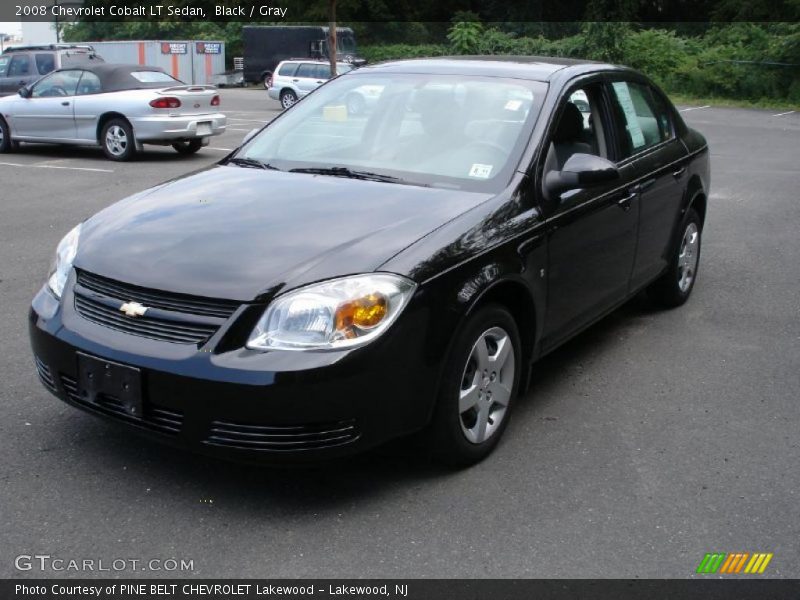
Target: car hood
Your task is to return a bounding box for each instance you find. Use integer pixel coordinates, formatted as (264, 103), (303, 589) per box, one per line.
(75, 166), (492, 301)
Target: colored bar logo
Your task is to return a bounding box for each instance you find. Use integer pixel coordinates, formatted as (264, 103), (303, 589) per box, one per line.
(696, 552), (773, 574)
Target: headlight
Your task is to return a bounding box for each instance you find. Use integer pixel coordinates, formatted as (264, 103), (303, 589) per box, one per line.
(246, 273), (416, 351)
(47, 223), (81, 299)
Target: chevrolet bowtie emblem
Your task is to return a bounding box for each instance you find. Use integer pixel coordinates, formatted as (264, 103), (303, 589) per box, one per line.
(120, 301), (148, 317)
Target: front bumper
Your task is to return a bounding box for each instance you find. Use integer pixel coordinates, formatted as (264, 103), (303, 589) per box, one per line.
(131, 113), (227, 142)
(28, 282), (437, 464)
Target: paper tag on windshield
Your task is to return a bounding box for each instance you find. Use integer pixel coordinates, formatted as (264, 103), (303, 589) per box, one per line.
(469, 164), (493, 179)
(504, 99), (522, 111)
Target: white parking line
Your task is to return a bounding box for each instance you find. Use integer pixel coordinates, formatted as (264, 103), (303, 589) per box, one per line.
(226, 128), (255, 132)
(205, 147), (235, 152)
(0, 161), (113, 173)
(679, 105), (711, 112)
(772, 110), (796, 117)
(226, 118), (270, 123)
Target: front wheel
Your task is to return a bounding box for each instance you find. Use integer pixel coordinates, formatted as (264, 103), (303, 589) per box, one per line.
(101, 119), (136, 161)
(172, 139), (203, 155)
(280, 89), (298, 109)
(648, 208), (702, 307)
(0, 118), (16, 153)
(427, 304), (521, 467)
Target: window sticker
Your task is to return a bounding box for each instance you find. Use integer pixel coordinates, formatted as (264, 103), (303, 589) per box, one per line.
(612, 82), (646, 149)
(469, 163), (493, 179)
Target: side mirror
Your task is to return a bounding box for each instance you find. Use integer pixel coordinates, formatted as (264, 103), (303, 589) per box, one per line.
(545, 153), (619, 197)
(18, 86), (31, 98)
(242, 128), (259, 145)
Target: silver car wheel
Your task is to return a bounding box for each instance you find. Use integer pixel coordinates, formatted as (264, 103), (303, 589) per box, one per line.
(0, 125), (4, 146)
(105, 125), (128, 157)
(677, 222), (700, 292)
(281, 93), (296, 109)
(458, 326), (515, 444)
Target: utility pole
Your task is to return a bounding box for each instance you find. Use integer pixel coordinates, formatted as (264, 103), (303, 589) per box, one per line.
(328, 0), (337, 77)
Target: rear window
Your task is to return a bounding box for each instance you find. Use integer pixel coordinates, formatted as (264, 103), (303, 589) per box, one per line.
(277, 63), (298, 76)
(35, 53), (55, 75)
(130, 71), (179, 83)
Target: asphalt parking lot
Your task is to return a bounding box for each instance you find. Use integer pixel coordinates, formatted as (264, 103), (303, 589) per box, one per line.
(1, 88), (798, 579)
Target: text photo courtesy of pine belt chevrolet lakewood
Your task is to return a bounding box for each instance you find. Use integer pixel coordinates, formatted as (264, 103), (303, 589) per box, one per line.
(28, 57), (709, 467)
(0, 63), (226, 160)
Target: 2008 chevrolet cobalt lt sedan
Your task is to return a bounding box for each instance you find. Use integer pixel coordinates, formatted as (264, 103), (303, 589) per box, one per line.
(29, 57), (709, 466)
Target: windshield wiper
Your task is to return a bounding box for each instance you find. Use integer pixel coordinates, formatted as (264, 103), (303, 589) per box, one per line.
(226, 157), (280, 171)
(289, 166), (407, 184)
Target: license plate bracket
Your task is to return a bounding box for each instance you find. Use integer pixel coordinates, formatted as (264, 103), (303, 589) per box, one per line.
(196, 121), (212, 136)
(77, 353), (143, 418)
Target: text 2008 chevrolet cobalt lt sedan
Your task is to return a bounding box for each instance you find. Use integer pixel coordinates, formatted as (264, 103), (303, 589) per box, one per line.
(30, 57), (709, 466)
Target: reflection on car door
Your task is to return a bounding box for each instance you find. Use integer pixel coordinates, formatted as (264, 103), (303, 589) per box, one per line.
(11, 70), (81, 140)
(72, 70), (104, 141)
(606, 79), (689, 289)
(539, 81), (640, 350)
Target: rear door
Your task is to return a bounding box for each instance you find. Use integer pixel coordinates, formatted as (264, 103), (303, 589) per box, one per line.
(605, 79), (689, 289)
(0, 54), (35, 95)
(293, 63), (322, 96)
(11, 70), (80, 140)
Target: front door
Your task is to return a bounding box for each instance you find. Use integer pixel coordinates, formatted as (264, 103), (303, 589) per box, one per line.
(539, 81), (640, 350)
(10, 70), (81, 140)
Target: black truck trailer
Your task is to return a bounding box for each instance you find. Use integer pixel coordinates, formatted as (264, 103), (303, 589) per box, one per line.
(242, 26), (363, 88)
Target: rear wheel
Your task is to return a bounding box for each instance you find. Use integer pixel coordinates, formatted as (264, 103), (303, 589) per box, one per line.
(101, 119), (136, 161)
(428, 304), (521, 467)
(172, 139), (203, 155)
(262, 73), (271, 89)
(280, 89), (298, 109)
(648, 208), (702, 307)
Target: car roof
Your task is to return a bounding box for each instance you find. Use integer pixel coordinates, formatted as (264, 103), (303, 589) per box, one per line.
(2, 44), (96, 54)
(52, 63), (176, 91)
(358, 56), (626, 82)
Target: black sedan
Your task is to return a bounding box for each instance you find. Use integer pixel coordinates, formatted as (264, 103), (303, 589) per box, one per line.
(29, 57), (709, 466)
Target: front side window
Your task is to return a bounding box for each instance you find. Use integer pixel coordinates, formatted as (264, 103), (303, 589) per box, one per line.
(8, 55), (31, 77)
(31, 70), (82, 97)
(314, 64), (331, 80)
(35, 53), (55, 75)
(77, 71), (102, 95)
(0, 56), (9, 77)
(237, 72), (546, 192)
(609, 80), (673, 159)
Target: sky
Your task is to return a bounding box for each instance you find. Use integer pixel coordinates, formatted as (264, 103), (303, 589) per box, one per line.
(0, 21), (22, 36)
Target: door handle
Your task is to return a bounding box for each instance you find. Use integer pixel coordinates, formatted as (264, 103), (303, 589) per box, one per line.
(672, 166), (686, 179)
(61, 101), (70, 106)
(616, 192), (637, 211)
(292, 79), (299, 82)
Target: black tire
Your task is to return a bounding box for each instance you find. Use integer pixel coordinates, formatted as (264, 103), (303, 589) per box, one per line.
(647, 207), (702, 308)
(0, 118), (15, 153)
(279, 89), (298, 110)
(172, 139), (204, 155)
(101, 118), (136, 162)
(262, 73), (271, 89)
(427, 304), (522, 467)
(346, 92), (366, 115)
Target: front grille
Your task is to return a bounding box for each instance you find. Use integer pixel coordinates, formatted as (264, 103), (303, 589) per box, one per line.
(204, 418), (359, 451)
(61, 374), (183, 435)
(34, 356), (57, 393)
(74, 270), (240, 345)
(77, 270), (240, 318)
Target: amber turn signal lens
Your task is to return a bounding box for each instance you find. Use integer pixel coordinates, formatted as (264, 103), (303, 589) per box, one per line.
(335, 293), (388, 333)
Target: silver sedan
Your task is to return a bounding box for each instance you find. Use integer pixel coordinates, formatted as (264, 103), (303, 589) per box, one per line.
(0, 63), (226, 161)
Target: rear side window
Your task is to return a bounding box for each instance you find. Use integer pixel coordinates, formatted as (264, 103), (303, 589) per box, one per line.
(295, 63), (316, 78)
(35, 53), (55, 75)
(77, 71), (102, 94)
(8, 55), (31, 77)
(608, 80), (673, 159)
(277, 63), (297, 76)
(0, 56), (9, 77)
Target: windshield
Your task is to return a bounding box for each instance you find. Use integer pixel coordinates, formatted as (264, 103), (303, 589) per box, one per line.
(236, 72), (546, 191)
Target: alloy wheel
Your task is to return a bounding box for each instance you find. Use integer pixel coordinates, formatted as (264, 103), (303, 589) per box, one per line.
(677, 222), (700, 292)
(458, 326), (515, 444)
(105, 125), (128, 157)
